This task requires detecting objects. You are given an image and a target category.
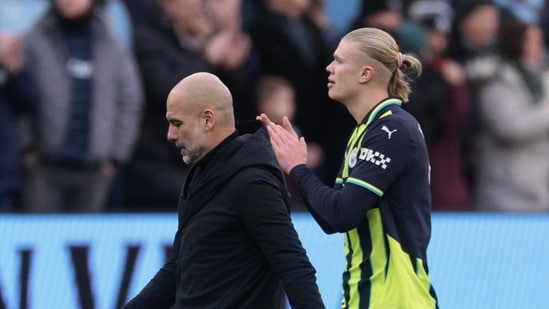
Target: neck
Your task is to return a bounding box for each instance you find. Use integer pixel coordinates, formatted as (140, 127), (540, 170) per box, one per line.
(209, 127), (236, 149)
(346, 88), (389, 124)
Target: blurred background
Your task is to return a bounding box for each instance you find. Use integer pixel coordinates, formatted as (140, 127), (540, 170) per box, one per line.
(1, 0), (549, 308)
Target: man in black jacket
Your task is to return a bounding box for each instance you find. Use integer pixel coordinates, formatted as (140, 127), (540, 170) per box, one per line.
(121, 72), (324, 308)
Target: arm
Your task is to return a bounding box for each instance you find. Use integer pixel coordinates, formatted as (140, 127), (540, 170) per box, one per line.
(0, 31), (37, 114)
(121, 240), (177, 308)
(290, 164), (379, 233)
(258, 114), (410, 233)
(19, 33), (42, 154)
(236, 169), (325, 309)
(112, 46), (144, 164)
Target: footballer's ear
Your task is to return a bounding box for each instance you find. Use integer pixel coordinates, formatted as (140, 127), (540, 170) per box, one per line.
(359, 65), (374, 83)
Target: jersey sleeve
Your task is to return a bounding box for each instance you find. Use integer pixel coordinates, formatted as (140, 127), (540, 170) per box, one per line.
(346, 120), (414, 197)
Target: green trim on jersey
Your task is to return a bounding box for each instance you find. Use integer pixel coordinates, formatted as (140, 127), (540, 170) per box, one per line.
(346, 177), (383, 197)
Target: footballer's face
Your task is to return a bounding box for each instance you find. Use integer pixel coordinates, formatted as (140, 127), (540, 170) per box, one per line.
(325, 39), (366, 104)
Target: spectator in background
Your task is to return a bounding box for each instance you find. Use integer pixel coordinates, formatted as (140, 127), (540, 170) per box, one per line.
(0, 31), (37, 212)
(446, 0), (501, 192)
(204, 0), (260, 121)
(448, 0), (500, 64)
(492, 0), (549, 57)
(306, 0), (342, 50)
(405, 0), (473, 211)
(247, 0), (354, 185)
(349, 0), (404, 36)
(126, 0), (257, 211)
(255, 74), (324, 211)
(474, 21), (549, 212)
(21, 0), (143, 213)
(349, 0), (427, 69)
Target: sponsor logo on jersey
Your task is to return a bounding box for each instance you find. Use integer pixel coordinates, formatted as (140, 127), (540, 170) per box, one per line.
(348, 147), (391, 169)
(381, 125), (397, 139)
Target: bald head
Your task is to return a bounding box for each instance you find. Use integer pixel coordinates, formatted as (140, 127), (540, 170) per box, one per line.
(168, 72), (234, 124)
(166, 72), (236, 165)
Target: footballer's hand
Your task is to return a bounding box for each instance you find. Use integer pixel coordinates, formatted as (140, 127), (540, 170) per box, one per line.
(266, 116), (308, 174)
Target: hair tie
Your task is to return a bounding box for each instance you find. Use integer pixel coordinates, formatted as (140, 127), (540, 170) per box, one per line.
(396, 52), (404, 69)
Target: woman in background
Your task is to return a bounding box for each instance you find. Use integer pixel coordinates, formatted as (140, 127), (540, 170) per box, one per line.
(474, 21), (549, 212)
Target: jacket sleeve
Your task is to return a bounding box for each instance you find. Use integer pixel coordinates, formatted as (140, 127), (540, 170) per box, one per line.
(235, 168), (325, 309)
(112, 44), (144, 164)
(20, 34), (41, 151)
(121, 239), (177, 308)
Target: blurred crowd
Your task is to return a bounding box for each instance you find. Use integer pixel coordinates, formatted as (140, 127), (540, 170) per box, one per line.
(1, 0), (549, 213)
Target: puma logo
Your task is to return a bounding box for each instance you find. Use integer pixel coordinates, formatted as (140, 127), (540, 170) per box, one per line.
(381, 125), (397, 139)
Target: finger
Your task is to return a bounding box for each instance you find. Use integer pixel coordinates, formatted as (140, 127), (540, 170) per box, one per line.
(282, 117), (298, 138)
(256, 113), (274, 126)
(273, 121), (298, 142)
(271, 123), (293, 143)
(266, 124), (282, 147)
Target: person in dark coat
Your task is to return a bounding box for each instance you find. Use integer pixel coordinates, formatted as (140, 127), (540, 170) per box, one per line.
(121, 72), (325, 309)
(0, 31), (37, 212)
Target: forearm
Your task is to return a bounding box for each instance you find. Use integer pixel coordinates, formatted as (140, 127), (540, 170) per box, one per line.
(290, 164), (377, 233)
(280, 259), (325, 309)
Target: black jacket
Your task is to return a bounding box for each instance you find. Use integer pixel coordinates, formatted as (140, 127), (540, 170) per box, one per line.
(122, 123), (325, 308)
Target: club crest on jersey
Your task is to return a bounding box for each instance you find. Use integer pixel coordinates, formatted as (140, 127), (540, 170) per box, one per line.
(348, 148), (358, 168)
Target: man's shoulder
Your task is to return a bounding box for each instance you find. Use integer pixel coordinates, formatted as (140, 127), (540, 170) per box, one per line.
(369, 108), (419, 135)
(230, 165), (279, 185)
